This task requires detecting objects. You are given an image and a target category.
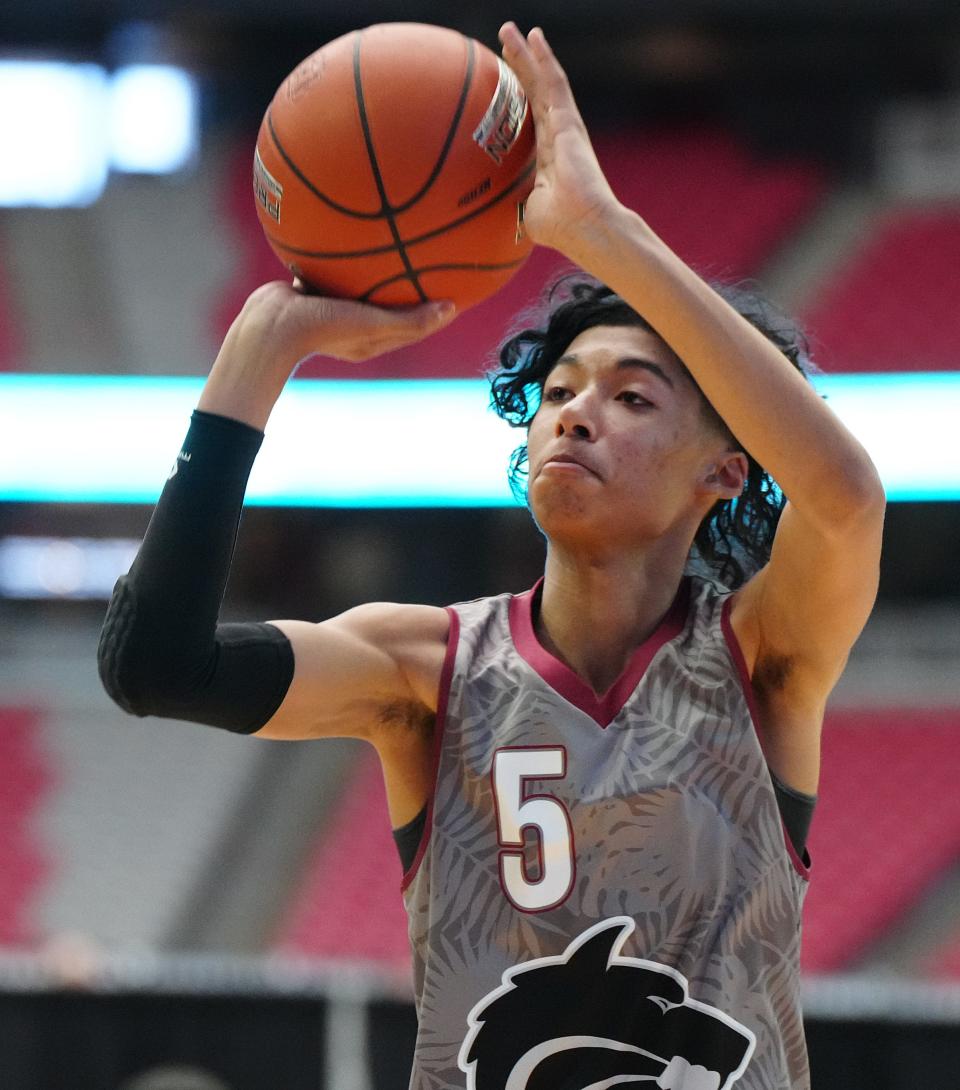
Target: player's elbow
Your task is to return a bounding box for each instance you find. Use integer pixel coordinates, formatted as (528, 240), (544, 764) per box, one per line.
(97, 577), (175, 718)
(842, 455), (885, 517)
(99, 586), (293, 733)
(825, 455), (886, 538)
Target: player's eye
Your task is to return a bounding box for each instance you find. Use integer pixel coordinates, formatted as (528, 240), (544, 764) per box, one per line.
(618, 390), (652, 407)
(544, 385), (571, 402)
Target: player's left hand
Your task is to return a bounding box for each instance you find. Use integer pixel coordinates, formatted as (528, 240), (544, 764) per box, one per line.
(498, 22), (622, 263)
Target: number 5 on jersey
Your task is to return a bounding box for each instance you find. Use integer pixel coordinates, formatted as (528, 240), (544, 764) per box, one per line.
(492, 746), (576, 912)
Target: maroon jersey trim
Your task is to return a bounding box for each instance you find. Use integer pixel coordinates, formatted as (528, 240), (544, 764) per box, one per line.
(720, 594), (812, 882)
(507, 577), (691, 728)
(400, 606), (461, 893)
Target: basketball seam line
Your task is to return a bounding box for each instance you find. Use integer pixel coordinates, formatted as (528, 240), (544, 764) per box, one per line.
(352, 31), (426, 302)
(384, 34), (476, 214)
(265, 37), (475, 222)
(357, 257), (528, 302)
(264, 160), (535, 261)
(266, 110), (385, 221)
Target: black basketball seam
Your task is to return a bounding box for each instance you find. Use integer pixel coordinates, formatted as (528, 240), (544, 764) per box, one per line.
(265, 108), (385, 221)
(263, 159), (535, 261)
(358, 257), (529, 302)
(383, 34), (477, 215)
(266, 36), (474, 224)
(353, 31), (427, 302)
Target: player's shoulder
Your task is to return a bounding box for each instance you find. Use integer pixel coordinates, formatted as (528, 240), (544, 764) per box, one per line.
(319, 601), (452, 716)
(332, 600), (451, 650)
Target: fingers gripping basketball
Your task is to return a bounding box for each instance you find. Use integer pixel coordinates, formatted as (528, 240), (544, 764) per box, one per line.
(253, 23), (537, 311)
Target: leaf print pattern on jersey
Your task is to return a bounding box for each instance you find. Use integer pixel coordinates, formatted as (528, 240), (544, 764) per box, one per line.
(404, 579), (811, 1090)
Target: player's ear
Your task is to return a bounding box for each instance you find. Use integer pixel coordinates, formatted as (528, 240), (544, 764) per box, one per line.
(703, 450), (748, 500)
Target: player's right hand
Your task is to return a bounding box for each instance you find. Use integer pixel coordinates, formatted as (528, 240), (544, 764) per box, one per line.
(198, 280), (456, 430)
(241, 278), (457, 367)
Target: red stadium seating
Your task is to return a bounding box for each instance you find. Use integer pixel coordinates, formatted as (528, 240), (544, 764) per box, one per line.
(0, 707), (55, 945)
(801, 204), (960, 373)
(593, 127), (825, 284)
(801, 708), (960, 974)
(279, 708), (960, 976)
(276, 751), (409, 966)
(218, 126), (826, 379)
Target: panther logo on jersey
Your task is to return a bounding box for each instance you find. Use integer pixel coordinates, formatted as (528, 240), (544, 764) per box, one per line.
(459, 917), (756, 1090)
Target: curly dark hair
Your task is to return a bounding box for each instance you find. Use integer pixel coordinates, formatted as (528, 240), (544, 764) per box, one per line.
(489, 277), (815, 589)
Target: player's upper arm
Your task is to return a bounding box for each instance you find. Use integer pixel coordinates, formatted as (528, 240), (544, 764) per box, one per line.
(733, 479), (885, 699)
(254, 602), (450, 742)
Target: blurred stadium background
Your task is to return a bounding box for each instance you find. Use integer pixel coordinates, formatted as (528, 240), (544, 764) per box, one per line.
(1, 0), (959, 1087)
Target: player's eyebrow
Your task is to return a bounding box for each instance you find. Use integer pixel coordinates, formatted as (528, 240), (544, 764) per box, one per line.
(554, 353), (675, 389)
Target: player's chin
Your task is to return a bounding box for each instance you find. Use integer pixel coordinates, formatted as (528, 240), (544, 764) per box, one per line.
(528, 485), (602, 539)
(529, 468), (600, 504)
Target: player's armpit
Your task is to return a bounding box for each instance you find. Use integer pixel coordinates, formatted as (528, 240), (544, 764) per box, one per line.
(255, 602), (450, 742)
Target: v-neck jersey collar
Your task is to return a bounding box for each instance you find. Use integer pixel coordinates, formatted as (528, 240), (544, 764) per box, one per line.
(507, 576), (692, 728)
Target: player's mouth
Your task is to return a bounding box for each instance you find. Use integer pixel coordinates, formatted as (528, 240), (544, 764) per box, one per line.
(541, 452), (600, 479)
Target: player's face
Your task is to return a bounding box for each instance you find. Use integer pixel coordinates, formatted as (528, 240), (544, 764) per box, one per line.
(526, 324), (739, 551)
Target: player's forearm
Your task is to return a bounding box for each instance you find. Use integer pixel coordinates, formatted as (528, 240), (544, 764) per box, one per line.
(573, 204), (885, 528)
(97, 408), (295, 730)
(98, 282), (456, 728)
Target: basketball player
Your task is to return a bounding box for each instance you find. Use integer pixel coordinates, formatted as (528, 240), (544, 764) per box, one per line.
(98, 22), (885, 1090)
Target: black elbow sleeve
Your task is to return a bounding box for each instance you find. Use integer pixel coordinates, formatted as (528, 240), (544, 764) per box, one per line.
(97, 574), (142, 716)
(97, 408), (294, 733)
(98, 584), (294, 732)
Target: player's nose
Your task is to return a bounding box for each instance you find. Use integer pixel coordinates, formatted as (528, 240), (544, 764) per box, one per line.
(555, 392), (596, 440)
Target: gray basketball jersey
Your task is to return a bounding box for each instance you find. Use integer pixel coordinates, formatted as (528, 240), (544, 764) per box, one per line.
(402, 575), (811, 1090)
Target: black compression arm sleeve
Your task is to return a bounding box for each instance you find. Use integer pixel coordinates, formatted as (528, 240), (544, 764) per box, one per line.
(97, 409), (294, 733)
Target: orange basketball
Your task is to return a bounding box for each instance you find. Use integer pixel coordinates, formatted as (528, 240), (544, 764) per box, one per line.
(252, 22), (537, 311)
